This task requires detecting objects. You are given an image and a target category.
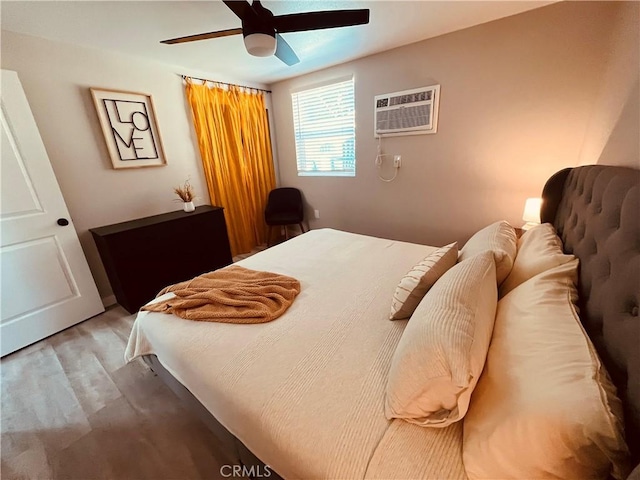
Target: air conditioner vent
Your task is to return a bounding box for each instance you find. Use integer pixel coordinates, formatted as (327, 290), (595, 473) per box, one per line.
(374, 85), (440, 137)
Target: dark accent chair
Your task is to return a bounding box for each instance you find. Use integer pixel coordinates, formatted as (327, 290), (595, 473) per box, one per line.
(264, 188), (306, 246)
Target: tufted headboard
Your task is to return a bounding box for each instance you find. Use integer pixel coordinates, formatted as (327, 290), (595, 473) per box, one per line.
(541, 165), (640, 474)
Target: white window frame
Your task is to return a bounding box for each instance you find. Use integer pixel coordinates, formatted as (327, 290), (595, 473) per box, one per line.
(291, 76), (356, 177)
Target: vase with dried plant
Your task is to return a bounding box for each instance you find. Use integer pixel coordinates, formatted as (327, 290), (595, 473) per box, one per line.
(174, 180), (196, 212)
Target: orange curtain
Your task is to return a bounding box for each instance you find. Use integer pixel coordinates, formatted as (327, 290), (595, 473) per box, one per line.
(185, 81), (276, 256)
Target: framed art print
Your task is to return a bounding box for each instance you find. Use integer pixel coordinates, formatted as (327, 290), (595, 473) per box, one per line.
(90, 88), (167, 169)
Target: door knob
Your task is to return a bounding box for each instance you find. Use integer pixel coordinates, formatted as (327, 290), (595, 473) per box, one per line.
(57, 218), (69, 226)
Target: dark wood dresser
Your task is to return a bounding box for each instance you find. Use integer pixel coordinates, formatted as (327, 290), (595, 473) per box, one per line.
(90, 205), (232, 313)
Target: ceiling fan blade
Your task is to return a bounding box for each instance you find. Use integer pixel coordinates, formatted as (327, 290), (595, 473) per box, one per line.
(272, 9), (370, 34)
(160, 28), (243, 44)
(275, 34), (300, 66)
(222, 0), (256, 21)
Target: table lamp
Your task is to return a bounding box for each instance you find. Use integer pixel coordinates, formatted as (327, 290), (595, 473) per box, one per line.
(522, 197), (542, 230)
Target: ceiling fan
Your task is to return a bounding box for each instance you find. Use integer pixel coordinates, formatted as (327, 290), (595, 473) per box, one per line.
(160, 0), (370, 66)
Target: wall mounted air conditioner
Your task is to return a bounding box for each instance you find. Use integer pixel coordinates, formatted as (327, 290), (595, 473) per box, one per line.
(374, 85), (440, 137)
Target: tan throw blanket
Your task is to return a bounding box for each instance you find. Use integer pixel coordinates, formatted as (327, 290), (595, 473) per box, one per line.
(141, 265), (301, 324)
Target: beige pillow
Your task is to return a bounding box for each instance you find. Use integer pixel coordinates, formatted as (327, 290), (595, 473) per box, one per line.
(499, 223), (574, 297)
(385, 251), (497, 428)
(459, 220), (516, 285)
(390, 242), (458, 320)
(463, 260), (630, 480)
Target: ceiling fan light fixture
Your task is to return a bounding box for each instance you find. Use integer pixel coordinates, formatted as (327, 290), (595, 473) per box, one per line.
(243, 33), (276, 57)
(160, 1), (370, 66)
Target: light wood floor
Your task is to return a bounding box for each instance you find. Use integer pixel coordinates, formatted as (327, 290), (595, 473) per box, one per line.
(1, 306), (230, 480)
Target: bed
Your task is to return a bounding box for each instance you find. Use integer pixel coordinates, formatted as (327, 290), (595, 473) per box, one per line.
(125, 164), (639, 479)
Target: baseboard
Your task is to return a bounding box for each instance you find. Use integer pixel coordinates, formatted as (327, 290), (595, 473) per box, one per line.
(102, 295), (117, 308)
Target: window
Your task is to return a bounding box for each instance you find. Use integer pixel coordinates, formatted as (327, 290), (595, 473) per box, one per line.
(291, 77), (355, 177)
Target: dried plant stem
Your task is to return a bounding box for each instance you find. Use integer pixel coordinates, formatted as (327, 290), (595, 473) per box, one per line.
(174, 180), (195, 202)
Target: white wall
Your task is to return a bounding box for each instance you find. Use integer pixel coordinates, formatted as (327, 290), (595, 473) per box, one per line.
(1, 30), (267, 302)
(269, 2), (627, 248)
(579, 1), (639, 168)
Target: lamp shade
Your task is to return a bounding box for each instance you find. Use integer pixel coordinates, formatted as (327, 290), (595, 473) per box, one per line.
(244, 33), (276, 57)
(522, 197), (542, 224)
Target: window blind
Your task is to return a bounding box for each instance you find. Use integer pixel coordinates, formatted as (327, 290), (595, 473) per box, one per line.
(291, 78), (355, 177)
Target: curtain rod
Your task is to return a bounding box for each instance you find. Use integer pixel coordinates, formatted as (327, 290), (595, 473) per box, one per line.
(180, 74), (271, 94)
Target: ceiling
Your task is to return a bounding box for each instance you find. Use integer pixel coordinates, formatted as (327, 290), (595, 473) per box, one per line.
(1, 1), (555, 86)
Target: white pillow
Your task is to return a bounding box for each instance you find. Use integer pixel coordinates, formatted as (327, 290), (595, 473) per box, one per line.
(385, 251), (497, 428)
(459, 221), (516, 285)
(463, 260), (631, 480)
(390, 242), (458, 320)
(499, 223), (574, 297)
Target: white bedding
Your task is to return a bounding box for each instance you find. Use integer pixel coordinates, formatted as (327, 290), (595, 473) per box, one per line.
(125, 229), (467, 479)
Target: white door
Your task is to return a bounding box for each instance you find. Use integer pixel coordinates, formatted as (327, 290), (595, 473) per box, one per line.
(0, 70), (104, 357)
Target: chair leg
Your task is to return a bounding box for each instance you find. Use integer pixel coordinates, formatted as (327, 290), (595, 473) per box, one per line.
(299, 223), (306, 233)
(284, 225), (290, 240)
(267, 225), (273, 247)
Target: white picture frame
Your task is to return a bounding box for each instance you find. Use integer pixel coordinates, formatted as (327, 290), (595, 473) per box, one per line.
(90, 88), (167, 169)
